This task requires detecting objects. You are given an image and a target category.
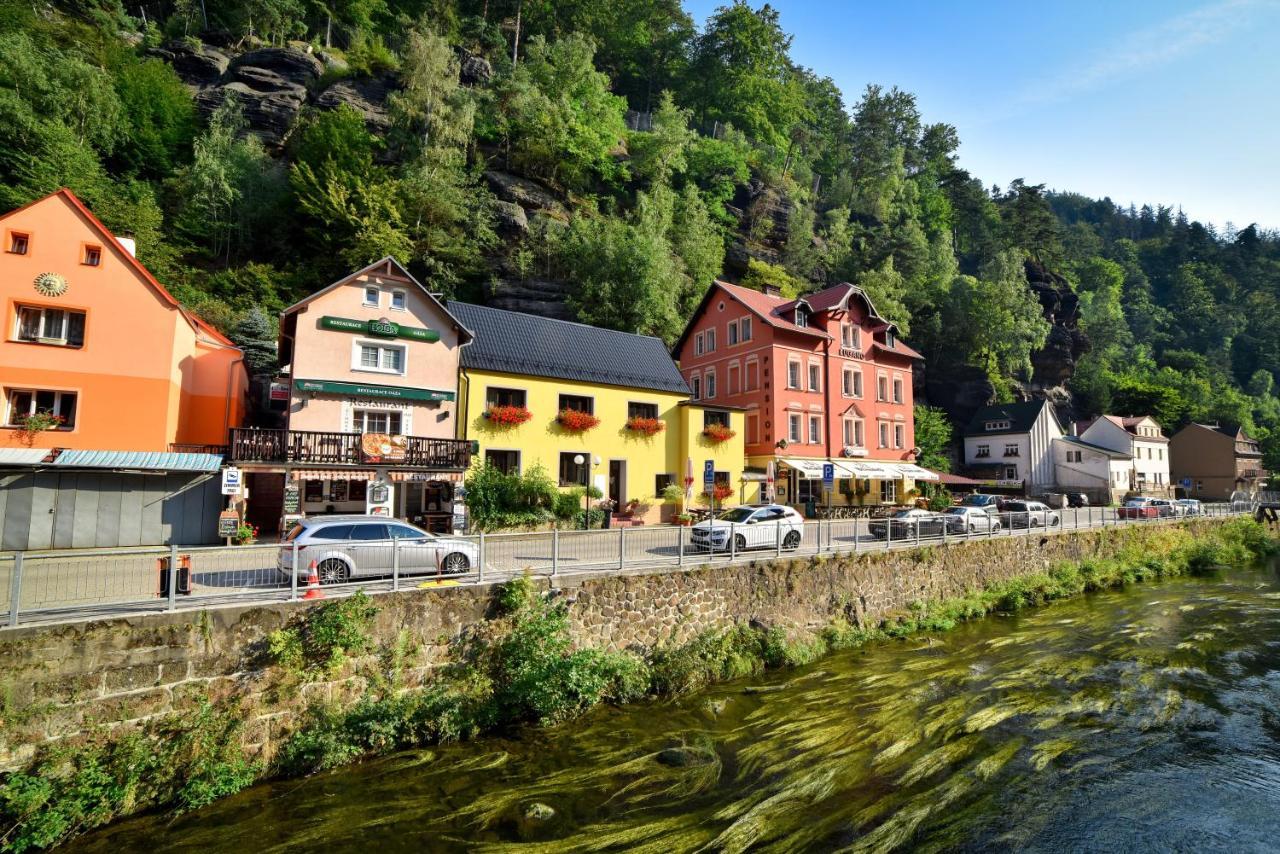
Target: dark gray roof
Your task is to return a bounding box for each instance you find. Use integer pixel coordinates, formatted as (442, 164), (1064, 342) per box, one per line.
(1058, 435), (1131, 459)
(964, 400), (1056, 436)
(448, 301), (691, 394)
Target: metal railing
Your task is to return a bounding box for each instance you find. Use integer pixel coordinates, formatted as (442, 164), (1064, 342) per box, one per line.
(0, 502), (1251, 629)
(227, 428), (472, 469)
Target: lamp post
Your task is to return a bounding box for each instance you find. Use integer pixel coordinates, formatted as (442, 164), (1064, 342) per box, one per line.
(574, 454), (599, 530)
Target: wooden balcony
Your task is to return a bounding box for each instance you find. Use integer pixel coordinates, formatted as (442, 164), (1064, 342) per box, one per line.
(228, 428), (471, 470)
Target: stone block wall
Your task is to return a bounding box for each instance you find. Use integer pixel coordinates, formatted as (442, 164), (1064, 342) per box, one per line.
(0, 520), (1229, 769)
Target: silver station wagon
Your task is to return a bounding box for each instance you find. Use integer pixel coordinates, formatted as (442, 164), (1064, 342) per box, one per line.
(279, 515), (478, 584)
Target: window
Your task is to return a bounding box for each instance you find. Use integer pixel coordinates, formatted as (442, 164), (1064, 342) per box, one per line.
(788, 413), (802, 443)
(486, 387), (526, 408)
(1158, 448), (1164, 460)
(559, 452), (588, 486)
(485, 449), (519, 474)
(559, 394), (594, 414)
(703, 410), (729, 429)
(843, 418), (857, 447)
(390, 290), (406, 311)
(655, 473), (675, 497)
(746, 361), (759, 391)
(885, 329), (896, 349)
(351, 524), (390, 541)
(795, 307), (809, 328)
(727, 363), (740, 395)
(985, 420), (1010, 431)
(1003, 466), (1018, 480)
(363, 286), (379, 307)
(841, 324), (859, 349)
(691, 375), (701, 399)
(877, 375), (888, 401)
(746, 413), (759, 444)
(880, 480), (896, 503)
(976, 444), (990, 458)
(809, 416), (820, 444)
(892, 377), (903, 404)
(354, 409), (402, 434)
(842, 368), (854, 397)
(808, 363), (821, 392)
(728, 321), (739, 346)
(8, 232), (29, 255)
(705, 328), (716, 351)
(894, 424), (904, 448)
(355, 342), (404, 374)
(388, 524), (424, 539)
(628, 402), (658, 420)
(1067, 450), (1082, 463)
(1003, 443), (1020, 457)
(6, 389), (77, 429)
(879, 422), (889, 448)
(787, 360), (801, 389)
(740, 317), (752, 341)
(704, 371), (716, 399)
(15, 306), (85, 347)
(83, 245), (101, 266)
(695, 332), (704, 356)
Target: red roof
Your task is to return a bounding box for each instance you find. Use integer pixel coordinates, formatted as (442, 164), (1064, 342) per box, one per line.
(716, 281), (828, 339)
(873, 339), (923, 360)
(1, 189), (237, 348)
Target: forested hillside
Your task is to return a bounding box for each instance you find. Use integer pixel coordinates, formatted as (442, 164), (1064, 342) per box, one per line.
(4, 0), (1279, 467)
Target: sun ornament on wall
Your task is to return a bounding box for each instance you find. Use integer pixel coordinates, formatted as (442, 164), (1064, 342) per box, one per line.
(33, 272), (68, 297)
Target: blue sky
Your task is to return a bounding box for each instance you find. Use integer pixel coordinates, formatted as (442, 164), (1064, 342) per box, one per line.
(684, 1), (1280, 230)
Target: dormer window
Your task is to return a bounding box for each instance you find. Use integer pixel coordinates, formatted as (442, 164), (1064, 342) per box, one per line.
(83, 245), (102, 266)
(8, 232), (29, 255)
(985, 419), (1010, 431)
(363, 286), (379, 307)
(885, 329), (896, 348)
(795, 306), (809, 328)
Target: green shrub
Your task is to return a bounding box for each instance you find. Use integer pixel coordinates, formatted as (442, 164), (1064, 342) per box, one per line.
(268, 590), (378, 677)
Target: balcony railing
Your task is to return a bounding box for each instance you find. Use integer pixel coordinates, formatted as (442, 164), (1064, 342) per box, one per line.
(228, 428), (471, 470)
(169, 443), (229, 457)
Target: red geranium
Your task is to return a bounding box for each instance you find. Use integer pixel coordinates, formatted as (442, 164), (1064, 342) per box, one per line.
(625, 416), (666, 436)
(704, 484), (734, 502)
(557, 409), (601, 432)
(702, 423), (736, 444)
(484, 405), (532, 426)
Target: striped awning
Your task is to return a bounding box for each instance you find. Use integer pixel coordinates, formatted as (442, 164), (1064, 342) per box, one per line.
(290, 470), (376, 481)
(47, 450), (223, 472)
(0, 448), (53, 466)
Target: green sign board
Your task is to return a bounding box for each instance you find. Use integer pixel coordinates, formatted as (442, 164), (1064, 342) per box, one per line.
(320, 315), (440, 342)
(282, 485), (301, 514)
(294, 379), (456, 402)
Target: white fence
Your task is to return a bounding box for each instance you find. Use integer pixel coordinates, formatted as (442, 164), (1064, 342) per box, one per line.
(0, 502), (1252, 629)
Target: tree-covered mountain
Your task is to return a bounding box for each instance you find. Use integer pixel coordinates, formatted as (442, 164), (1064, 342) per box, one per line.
(4, 0), (1279, 469)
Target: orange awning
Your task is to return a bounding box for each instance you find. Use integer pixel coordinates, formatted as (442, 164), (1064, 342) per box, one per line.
(290, 470), (376, 481)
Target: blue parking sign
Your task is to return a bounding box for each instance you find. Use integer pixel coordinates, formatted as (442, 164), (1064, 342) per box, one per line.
(822, 463), (835, 488)
(703, 459), (715, 487)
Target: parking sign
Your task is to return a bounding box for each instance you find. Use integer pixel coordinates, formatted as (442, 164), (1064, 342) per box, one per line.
(220, 467), (242, 496)
(703, 459), (715, 488)
(822, 463), (835, 489)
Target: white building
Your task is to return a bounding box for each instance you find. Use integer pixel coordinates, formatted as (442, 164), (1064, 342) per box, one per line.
(962, 400), (1064, 492)
(1053, 435), (1132, 504)
(1077, 414), (1171, 496)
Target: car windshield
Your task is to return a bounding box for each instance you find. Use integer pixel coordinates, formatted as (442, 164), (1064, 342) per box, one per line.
(891, 510), (921, 519)
(944, 507), (967, 515)
(1005, 502), (1028, 512)
(717, 508), (755, 523)
(1125, 500), (1146, 507)
(963, 495), (990, 505)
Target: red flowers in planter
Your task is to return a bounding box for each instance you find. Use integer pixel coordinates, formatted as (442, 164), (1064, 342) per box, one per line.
(704, 484), (734, 502)
(625, 416), (666, 436)
(557, 409), (601, 432)
(484, 405), (532, 426)
(702, 423), (736, 444)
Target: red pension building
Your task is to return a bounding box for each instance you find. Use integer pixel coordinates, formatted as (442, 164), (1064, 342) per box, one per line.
(673, 280), (935, 512)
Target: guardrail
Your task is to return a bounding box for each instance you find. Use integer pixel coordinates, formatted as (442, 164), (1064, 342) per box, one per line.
(0, 502), (1253, 629)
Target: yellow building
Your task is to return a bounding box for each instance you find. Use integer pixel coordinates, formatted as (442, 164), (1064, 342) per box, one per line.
(448, 302), (746, 524)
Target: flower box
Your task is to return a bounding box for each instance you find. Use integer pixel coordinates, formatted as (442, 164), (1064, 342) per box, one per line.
(557, 409), (601, 433)
(703, 484), (734, 502)
(702, 423), (736, 444)
(625, 416), (666, 436)
(483, 405), (532, 426)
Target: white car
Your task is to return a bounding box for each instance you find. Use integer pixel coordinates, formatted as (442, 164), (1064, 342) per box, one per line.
(690, 504), (804, 552)
(943, 505), (1003, 534)
(279, 515), (478, 584)
(1175, 498), (1202, 516)
(1001, 500), (1060, 528)
(1148, 498), (1180, 517)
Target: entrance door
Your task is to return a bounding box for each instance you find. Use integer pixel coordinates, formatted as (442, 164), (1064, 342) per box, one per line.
(609, 460), (626, 510)
(246, 472), (285, 536)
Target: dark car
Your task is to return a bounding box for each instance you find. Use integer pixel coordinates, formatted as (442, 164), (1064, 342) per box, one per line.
(1065, 492), (1089, 508)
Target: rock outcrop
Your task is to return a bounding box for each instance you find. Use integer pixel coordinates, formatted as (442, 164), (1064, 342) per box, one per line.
(1025, 259), (1087, 389)
(315, 76), (395, 132)
(146, 40), (230, 88)
(193, 47), (323, 146)
(483, 170), (563, 215)
(486, 278), (574, 320)
(457, 49), (492, 87)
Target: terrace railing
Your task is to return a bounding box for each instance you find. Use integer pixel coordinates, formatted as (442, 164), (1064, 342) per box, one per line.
(228, 428), (471, 470)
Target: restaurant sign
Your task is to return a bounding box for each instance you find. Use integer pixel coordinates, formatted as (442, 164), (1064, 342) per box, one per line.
(294, 379), (456, 401)
(320, 315), (440, 342)
(361, 432), (408, 463)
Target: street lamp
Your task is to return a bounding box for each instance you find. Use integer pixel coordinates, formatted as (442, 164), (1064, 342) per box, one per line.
(574, 453), (599, 529)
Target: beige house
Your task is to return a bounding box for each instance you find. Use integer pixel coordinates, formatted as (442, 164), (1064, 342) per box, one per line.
(229, 258), (474, 534)
(1076, 414), (1171, 496)
(1169, 422), (1267, 500)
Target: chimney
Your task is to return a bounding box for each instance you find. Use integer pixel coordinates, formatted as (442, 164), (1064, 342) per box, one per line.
(761, 283), (781, 298)
(116, 235), (136, 257)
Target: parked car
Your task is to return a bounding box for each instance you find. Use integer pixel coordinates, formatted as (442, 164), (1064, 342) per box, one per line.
(279, 515), (478, 584)
(1065, 492), (1090, 508)
(690, 504), (804, 552)
(1148, 498), (1180, 517)
(960, 494), (1003, 515)
(869, 508), (949, 540)
(1175, 498), (1202, 516)
(1117, 498), (1159, 519)
(1001, 500), (1060, 528)
(943, 506), (1003, 534)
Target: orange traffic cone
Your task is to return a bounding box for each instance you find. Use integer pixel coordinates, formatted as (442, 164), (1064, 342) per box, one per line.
(302, 560), (325, 600)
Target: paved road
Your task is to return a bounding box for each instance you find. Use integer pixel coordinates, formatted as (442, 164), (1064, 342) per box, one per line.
(2, 507), (1243, 627)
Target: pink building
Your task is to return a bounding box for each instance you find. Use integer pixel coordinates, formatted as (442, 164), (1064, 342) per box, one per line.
(673, 281), (935, 510)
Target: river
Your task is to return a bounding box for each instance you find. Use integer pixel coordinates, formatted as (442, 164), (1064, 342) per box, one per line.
(75, 562), (1280, 852)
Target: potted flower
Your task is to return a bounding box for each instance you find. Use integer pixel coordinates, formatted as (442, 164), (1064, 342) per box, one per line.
(703, 484), (733, 503)
(557, 409), (601, 433)
(234, 521), (258, 545)
(674, 512), (694, 526)
(702, 423), (736, 444)
(483, 404), (533, 426)
(14, 411), (64, 446)
(625, 416), (665, 436)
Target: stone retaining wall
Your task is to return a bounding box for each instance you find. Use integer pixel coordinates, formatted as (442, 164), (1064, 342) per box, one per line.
(0, 520), (1230, 769)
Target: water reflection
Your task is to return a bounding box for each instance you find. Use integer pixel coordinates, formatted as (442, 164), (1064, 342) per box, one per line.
(76, 565), (1280, 853)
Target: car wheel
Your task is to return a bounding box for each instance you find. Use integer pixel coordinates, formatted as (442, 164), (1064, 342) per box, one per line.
(968, 523), (977, 533)
(1050, 516), (1061, 527)
(441, 552), (470, 574)
(734, 534), (747, 552)
(783, 530), (801, 550)
(317, 558), (349, 585)
(993, 521), (1003, 532)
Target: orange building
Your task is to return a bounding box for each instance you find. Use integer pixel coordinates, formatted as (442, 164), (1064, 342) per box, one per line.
(0, 189), (247, 452)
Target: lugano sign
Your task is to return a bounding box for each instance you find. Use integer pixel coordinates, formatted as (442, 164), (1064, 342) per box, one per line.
(319, 315), (441, 342)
